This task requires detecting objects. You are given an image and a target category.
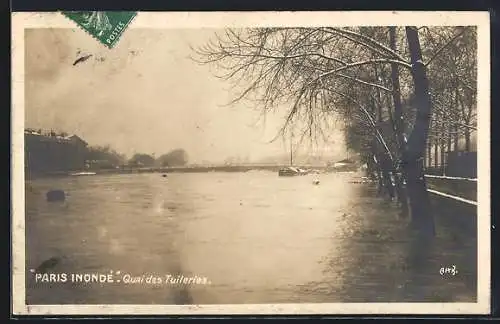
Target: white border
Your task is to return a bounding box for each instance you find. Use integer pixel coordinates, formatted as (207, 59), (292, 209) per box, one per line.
(11, 11), (491, 316)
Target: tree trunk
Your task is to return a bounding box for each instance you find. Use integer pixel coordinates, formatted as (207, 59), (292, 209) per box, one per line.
(366, 154), (377, 179)
(403, 26), (435, 238)
(464, 128), (471, 151)
(446, 122), (452, 175)
(389, 26), (409, 215)
(434, 138), (438, 169)
(427, 121), (433, 168)
(381, 152), (395, 200)
(370, 141), (384, 195)
(375, 153), (385, 196)
(371, 96), (394, 200)
(440, 139), (445, 175)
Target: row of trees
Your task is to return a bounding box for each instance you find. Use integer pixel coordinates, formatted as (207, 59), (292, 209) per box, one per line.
(128, 149), (189, 167)
(192, 25), (477, 238)
(86, 147), (189, 168)
(86, 145), (127, 168)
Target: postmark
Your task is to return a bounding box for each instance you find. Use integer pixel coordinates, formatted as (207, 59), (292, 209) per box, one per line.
(61, 11), (136, 48)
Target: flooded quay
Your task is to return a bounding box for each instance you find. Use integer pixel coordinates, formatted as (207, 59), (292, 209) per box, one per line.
(25, 171), (477, 304)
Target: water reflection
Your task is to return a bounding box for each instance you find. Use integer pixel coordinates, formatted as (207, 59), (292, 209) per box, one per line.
(25, 171), (476, 304)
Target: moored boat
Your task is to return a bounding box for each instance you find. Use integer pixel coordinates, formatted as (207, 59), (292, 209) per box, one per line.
(278, 166), (308, 177)
(70, 171), (97, 176)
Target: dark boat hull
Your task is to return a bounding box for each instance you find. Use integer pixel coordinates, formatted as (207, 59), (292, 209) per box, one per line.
(278, 167), (308, 177)
(279, 170), (299, 176)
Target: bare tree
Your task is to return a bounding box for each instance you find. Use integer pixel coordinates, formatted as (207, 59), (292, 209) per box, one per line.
(423, 26), (477, 153)
(192, 25), (476, 238)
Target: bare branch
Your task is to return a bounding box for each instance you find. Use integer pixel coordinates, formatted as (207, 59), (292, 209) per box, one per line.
(324, 27), (408, 62)
(424, 27), (469, 67)
(324, 88), (394, 161)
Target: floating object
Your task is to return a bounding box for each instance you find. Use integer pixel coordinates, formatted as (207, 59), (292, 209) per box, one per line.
(312, 179), (320, 185)
(70, 171), (96, 176)
(162, 174), (167, 178)
(46, 190), (66, 202)
(35, 257), (61, 273)
(278, 166), (308, 177)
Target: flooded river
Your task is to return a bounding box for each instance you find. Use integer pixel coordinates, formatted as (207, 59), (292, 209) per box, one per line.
(24, 171), (477, 304)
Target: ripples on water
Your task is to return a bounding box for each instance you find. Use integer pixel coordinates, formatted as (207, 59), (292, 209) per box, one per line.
(24, 171), (477, 304)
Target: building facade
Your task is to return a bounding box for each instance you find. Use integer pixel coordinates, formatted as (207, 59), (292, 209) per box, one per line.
(25, 130), (88, 174)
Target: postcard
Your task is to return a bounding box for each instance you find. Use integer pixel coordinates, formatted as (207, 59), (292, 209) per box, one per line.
(11, 11), (490, 315)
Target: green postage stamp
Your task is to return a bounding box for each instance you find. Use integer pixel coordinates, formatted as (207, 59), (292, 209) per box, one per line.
(61, 11), (136, 48)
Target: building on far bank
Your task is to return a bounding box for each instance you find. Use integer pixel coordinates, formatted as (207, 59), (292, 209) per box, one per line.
(25, 129), (88, 174)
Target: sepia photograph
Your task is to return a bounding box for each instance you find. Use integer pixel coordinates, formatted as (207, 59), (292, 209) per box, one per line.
(11, 11), (490, 315)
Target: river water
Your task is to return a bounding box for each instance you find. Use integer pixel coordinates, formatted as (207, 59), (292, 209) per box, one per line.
(24, 171), (477, 304)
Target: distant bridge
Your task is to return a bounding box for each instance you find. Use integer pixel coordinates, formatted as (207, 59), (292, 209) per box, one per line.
(29, 164), (335, 179)
(118, 164), (331, 174)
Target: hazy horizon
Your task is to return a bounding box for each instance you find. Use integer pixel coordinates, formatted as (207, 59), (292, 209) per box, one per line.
(25, 28), (346, 164)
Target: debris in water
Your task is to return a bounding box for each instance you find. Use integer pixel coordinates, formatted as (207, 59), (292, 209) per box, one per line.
(46, 190), (65, 202)
(312, 180), (320, 185)
(35, 257), (61, 273)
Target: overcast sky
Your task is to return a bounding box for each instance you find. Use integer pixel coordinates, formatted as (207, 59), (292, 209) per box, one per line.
(25, 28), (345, 164)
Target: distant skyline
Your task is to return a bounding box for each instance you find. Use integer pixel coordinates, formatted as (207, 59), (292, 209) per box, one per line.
(25, 28), (346, 164)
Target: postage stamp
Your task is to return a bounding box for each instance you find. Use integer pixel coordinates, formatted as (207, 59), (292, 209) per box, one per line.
(61, 11), (136, 48)
(11, 11), (490, 316)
